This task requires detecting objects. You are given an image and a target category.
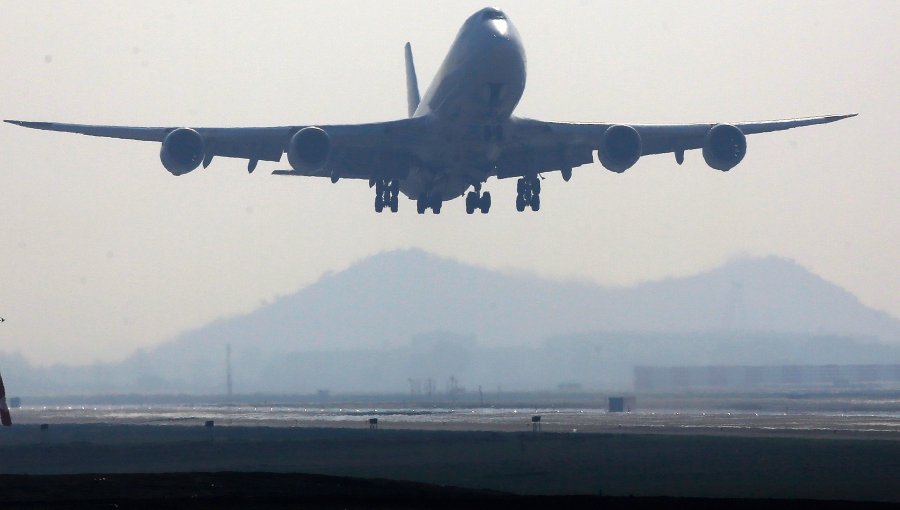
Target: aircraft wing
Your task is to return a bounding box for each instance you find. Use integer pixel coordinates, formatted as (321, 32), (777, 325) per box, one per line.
(4, 118), (426, 179)
(498, 114), (856, 177)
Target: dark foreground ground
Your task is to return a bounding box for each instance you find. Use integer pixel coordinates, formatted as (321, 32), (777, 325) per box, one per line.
(0, 425), (897, 506)
(1, 472), (897, 509)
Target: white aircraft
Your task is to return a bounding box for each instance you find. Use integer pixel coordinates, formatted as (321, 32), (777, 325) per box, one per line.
(6, 7), (854, 214)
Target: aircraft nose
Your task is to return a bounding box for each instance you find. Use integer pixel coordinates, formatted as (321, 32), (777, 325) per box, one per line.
(479, 8), (510, 38)
(486, 17), (510, 38)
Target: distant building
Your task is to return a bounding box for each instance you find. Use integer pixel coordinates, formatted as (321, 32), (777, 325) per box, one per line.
(634, 365), (900, 391)
(608, 396), (636, 412)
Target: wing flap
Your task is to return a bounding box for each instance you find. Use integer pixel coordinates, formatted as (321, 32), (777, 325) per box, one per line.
(198, 127), (292, 162)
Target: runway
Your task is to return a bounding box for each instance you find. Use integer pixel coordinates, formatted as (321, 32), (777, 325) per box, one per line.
(2, 398), (898, 502)
(10, 403), (900, 440)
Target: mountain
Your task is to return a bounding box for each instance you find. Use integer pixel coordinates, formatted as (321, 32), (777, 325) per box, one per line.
(164, 249), (898, 353)
(4, 250), (899, 395)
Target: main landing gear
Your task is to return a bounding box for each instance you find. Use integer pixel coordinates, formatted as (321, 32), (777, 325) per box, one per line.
(374, 179), (400, 213)
(516, 177), (541, 212)
(416, 192), (443, 214)
(465, 190), (491, 214)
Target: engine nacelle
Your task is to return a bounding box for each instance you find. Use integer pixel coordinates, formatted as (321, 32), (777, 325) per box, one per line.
(288, 127), (331, 172)
(598, 124), (642, 173)
(702, 124), (747, 171)
(160, 128), (205, 176)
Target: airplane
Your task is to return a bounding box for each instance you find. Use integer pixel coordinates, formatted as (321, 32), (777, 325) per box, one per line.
(5, 7), (855, 215)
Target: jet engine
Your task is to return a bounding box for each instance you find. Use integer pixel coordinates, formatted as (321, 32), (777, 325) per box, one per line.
(288, 127), (331, 172)
(702, 124), (747, 171)
(598, 124), (642, 173)
(160, 128), (205, 176)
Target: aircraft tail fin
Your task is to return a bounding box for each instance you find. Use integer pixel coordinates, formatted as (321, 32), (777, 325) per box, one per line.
(0, 368), (10, 426)
(405, 42), (420, 118)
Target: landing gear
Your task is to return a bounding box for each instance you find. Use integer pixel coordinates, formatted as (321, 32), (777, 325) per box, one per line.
(516, 177), (542, 212)
(465, 190), (491, 214)
(417, 192), (442, 214)
(417, 193), (427, 214)
(432, 194), (442, 214)
(374, 179), (400, 213)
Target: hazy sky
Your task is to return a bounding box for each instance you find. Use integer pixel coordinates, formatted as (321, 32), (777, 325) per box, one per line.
(1, 1), (897, 365)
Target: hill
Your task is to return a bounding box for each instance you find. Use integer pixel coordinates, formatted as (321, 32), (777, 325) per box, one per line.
(164, 249), (899, 353)
(4, 250), (898, 394)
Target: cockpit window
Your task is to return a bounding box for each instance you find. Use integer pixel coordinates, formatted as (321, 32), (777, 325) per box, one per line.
(481, 9), (505, 21)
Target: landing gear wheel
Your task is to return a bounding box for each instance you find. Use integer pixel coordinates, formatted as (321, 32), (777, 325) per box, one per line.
(465, 192), (477, 214)
(374, 179), (401, 213)
(480, 192), (491, 214)
(431, 193), (443, 214)
(515, 177), (542, 212)
(417, 193), (427, 214)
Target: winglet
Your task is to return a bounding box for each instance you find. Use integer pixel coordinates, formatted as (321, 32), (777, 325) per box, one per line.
(824, 113), (858, 121)
(5, 120), (65, 131)
(405, 43), (420, 118)
(5, 120), (67, 133)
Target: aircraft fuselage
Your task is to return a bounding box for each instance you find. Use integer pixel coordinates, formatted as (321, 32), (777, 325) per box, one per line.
(402, 8), (527, 202)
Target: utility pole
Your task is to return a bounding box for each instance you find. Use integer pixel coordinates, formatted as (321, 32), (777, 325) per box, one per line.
(226, 344), (233, 399)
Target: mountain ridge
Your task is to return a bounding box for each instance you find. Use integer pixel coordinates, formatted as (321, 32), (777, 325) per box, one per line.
(162, 249), (898, 355)
(3, 249), (898, 395)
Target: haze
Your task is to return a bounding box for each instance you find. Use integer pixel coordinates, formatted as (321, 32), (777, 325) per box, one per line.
(0, 0), (897, 366)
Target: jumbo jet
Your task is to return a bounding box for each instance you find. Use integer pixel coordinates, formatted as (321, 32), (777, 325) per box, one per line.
(6, 7), (854, 214)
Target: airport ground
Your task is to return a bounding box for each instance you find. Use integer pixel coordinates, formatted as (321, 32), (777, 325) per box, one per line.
(0, 424), (897, 506)
(0, 472), (897, 509)
(1, 391), (897, 507)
